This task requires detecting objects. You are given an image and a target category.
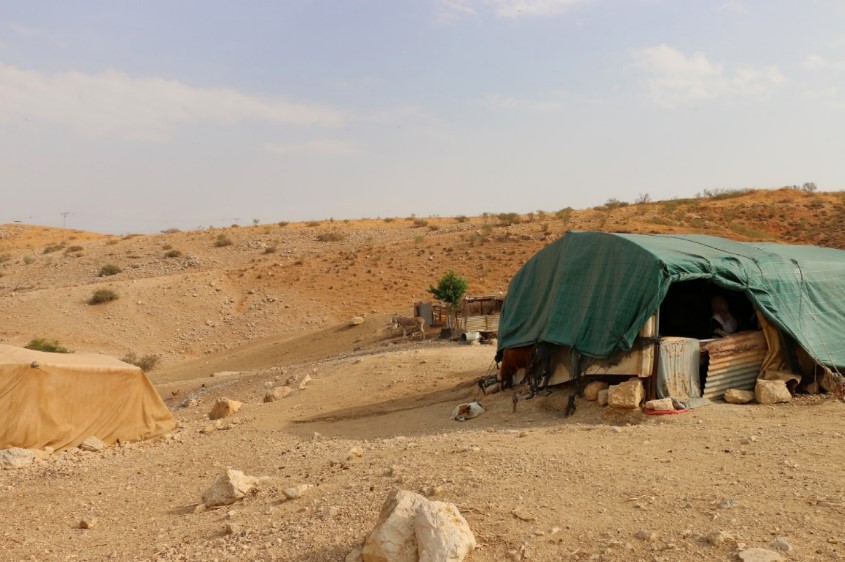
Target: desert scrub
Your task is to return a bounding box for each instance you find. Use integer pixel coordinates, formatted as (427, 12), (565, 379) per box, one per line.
(263, 246), (277, 254)
(64, 245), (84, 254)
(497, 212), (520, 226)
(24, 338), (72, 353)
(98, 264), (122, 276)
(412, 218), (429, 228)
(277, 221), (289, 227)
(163, 249), (182, 258)
(23, 255), (35, 265)
(214, 234), (233, 247)
(43, 243), (66, 254)
(306, 221), (321, 227)
(455, 215), (469, 223)
(89, 289), (118, 305)
(122, 351), (159, 371)
(317, 231), (345, 242)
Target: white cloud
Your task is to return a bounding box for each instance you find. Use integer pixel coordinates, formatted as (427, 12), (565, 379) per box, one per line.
(804, 54), (845, 72)
(630, 44), (784, 107)
(716, 1), (748, 14)
(262, 139), (361, 156)
(0, 62), (345, 141)
(437, 0), (588, 21)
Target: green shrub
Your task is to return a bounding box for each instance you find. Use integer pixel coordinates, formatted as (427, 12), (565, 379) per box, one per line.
(24, 338), (72, 353)
(89, 289), (119, 305)
(214, 234), (233, 247)
(497, 212), (520, 226)
(122, 351), (159, 371)
(98, 264), (122, 276)
(164, 249), (182, 258)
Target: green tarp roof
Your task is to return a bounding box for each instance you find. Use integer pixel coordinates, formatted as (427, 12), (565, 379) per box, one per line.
(497, 231), (845, 369)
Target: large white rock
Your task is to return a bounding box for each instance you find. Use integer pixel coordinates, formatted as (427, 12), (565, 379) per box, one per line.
(583, 381), (609, 401)
(201, 469), (260, 507)
(0, 448), (36, 469)
(755, 379), (792, 405)
(415, 499), (477, 562)
(724, 388), (755, 404)
(363, 490), (426, 562)
(362, 490), (476, 562)
(607, 379), (644, 409)
(79, 436), (106, 452)
(208, 398), (242, 420)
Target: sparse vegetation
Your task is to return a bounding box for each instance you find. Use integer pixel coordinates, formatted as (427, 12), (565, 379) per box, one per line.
(699, 188), (752, 200)
(383, 217), (395, 223)
(0, 254), (10, 264)
(24, 338), (72, 353)
(98, 264), (122, 277)
(263, 246), (277, 254)
(497, 212), (520, 226)
(89, 289), (119, 305)
(317, 231), (345, 242)
(556, 207), (574, 225)
(164, 249), (183, 258)
(428, 269), (469, 330)
(455, 215), (469, 223)
(635, 193), (651, 204)
(278, 221), (289, 227)
(412, 218), (429, 228)
(23, 255), (35, 265)
(214, 234), (233, 247)
(43, 243), (65, 254)
(65, 245), (84, 254)
(121, 351), (159, 371)
(160, 228), (181, 234)
(306, 221), (321, 227)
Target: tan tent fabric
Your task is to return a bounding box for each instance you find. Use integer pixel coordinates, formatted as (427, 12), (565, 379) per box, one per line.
(0, 344), (176, 451)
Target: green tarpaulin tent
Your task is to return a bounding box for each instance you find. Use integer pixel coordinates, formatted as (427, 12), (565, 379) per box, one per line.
(497, 231), (845, 369)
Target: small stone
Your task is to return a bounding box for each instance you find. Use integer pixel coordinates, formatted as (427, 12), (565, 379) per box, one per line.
(718, 499), (738, 509)
(583, 381), (609, 401)
(350, 316), (364, 326)
(208, 398), (242, 420)
(283, 484), (313, 500)
(738, 548), (784, 562)
(643, 398), (674, 411)
(511, 508), (536, 522)
(347, 446), (364, 460)
(597, 389), (609, 406)
(724, 388), (755, 404)
(299, 375), (313, 390)
(225, 523), (240, 535)
(263, 386), (293, 403)
(740, 435), (758, 445)
(321, 506), (339, 519)
(635, 530), (658, 542)
(192, 503), (206, 514)
(0, 448), (36, 469)
(79, 436), (106, 452)
(707, 530), (734, 545)
(768, 537), (793, 552)
(79, 516), (97, 529)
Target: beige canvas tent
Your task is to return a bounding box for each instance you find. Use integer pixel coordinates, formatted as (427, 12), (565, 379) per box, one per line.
(0, 344), (176, 451)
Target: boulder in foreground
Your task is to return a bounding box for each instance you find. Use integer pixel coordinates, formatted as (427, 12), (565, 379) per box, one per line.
(208, 398), (242, 420)
(202, 468), (260, 507)
(755, 379), (791, 405)
(607, 379), (644, 409)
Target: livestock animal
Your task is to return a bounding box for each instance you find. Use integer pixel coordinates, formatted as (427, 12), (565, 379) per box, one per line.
(524, 341), (555, 399)
(391, 314), (425, 340)
(496, 345), (535, 390)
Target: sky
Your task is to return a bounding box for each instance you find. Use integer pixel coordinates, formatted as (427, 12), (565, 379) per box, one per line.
(1, 0), (844, 234)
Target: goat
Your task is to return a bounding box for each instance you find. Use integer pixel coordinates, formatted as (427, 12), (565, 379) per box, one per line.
(497, 345), (535, 390)
(391, 314), (425, 340)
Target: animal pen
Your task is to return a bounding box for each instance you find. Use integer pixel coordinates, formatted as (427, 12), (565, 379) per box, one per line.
(496, 231), (845, 404)
(416, 295), (504, 336)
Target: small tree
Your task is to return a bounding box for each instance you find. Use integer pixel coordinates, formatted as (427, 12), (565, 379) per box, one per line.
(428, 269), (469, 332)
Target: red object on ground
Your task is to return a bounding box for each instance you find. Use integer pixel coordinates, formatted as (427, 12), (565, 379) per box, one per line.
(644, 408), (689, 415)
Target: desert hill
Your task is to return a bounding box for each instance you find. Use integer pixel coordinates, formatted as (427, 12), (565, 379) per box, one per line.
(2, 187), (845, 561)
(1, 187), (843, 374)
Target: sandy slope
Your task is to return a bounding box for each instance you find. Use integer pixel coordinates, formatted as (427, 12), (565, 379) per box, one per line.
(2, 188), (845, 561)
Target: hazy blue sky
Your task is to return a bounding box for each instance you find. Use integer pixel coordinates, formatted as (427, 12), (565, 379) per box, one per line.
(1, 1), (843, 233)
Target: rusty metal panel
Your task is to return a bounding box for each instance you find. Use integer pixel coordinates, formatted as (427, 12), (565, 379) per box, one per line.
(702, 331), (767, 399)
(465, 314), (500, 332)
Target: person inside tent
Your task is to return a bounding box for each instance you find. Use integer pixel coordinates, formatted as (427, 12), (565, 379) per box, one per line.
(710, 295), (738, 337)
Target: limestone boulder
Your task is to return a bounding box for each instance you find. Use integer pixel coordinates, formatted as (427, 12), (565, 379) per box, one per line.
(724, 388), (755, 404)
(263, 386), (293, 403)
(363, 490), (426, 562)
(202, 468), (260, 507)
(755, 379), (792, 405)
(738, 548), (784, 562)
(415, 499), (477, 562)
(597, 389), (609, 406)
(0, 448), (36, 469)
(607, 379), (644, 409)
(362, 490), (476, 562)
(643, 398), (674, 411)
(350, 316), (365, 326)
(583, 381), (609, 401)
(208, 398), (242, 420)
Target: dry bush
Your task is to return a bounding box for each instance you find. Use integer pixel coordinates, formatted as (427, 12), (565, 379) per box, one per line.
(23, 256), (35, 265)
(98, 264), (122, 276)
(214, 234), (233, 247)
(43, 243), (65, 254)
(455, 215), (469, 223)
(160, 228), (181, 234)
(497, 212), (520, 226)
(278, 221), (289, 227)
(24, 338), (72, 353)
(64, 245), (84, 254)
(122, 351), (159, 371)
(89, 289), (118, 305)
(413, 218), (429, 228)
(306, 221), (321, 227)
(164, 249), (182, 258)
(317, 231), (345, 242)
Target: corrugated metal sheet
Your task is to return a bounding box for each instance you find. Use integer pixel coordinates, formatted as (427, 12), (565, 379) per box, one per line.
(702, 331), (767, 399)
(462, 314), (500, 332)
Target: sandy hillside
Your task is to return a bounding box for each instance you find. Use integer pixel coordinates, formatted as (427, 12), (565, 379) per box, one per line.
(1, 187), (845, 561)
